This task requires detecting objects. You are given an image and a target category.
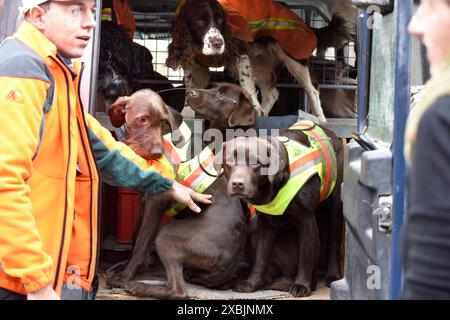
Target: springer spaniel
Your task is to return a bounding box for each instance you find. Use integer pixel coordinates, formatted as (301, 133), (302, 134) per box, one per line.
(167, 0), (350, 122)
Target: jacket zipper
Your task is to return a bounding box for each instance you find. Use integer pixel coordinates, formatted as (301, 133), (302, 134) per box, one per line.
(49, 56), (72, 291)
(76, 63), (101, 283)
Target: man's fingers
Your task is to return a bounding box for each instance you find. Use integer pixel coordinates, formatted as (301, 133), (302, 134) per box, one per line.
(187, 199), (201, 213)
(191, 192), (213, 204)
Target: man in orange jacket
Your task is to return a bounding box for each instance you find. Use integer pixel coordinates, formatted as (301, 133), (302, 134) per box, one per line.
(0, 0), (211, 300)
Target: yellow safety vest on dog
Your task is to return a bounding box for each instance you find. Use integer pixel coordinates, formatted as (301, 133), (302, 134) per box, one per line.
(251, 121), (337, 215)
(163, 122), (222, 216)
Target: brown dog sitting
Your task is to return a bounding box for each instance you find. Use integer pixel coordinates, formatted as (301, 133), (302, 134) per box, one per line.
(106, 88), (253, 299)
(214, 121), (344, 297)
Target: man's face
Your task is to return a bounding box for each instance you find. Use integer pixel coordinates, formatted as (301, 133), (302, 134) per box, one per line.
(408, 0), (450, 72)
(41, 0), (96, 58)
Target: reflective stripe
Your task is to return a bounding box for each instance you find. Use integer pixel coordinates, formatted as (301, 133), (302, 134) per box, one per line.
(289, 150), (321, 177)
(163, 121), (222, 216)
(101, 8), (113, 21)
(166, 145), (221, 216)
(163, 121), (192, 168)
(180, 150), (215, 188)
(290, 121), (337, 200)
(248, 18), (305, 33)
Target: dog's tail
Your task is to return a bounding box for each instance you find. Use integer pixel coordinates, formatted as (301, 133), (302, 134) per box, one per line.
(312, 14), (351, 55)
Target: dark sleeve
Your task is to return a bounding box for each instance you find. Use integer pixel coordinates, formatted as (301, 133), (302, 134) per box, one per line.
(402, 95), (450, 299)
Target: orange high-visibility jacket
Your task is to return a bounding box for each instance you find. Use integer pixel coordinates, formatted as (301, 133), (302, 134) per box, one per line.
(218, 0), (317, 60)
(0, 21), (175, 295)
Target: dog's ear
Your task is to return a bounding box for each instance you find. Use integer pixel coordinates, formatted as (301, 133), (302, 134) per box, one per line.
(107, 96), (130, 127)
(266, 138), (290, 187)
(213, 141), (227, 175)
(228, 91), (257, 128)
(219, 3), (238, 66)
(161, 103), (185, 145)
(166, 11), (192, 70)
(268, 159), (289, 186)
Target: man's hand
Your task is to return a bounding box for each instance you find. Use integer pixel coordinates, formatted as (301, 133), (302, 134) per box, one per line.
(27, 284), (60, 300)
(165, 181), (212, 213)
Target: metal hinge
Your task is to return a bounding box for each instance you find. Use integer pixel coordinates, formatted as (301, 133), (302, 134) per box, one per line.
(373, 196), (392, 234)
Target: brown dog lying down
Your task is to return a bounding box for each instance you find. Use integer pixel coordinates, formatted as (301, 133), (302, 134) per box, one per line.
(106, 88), (256, 299)
(215, 122), (344, 297)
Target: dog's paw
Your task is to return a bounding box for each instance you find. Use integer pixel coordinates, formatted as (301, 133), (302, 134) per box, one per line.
(124, 281), (147, 296)
(107, 272), (131, 289)
(325, 273), (341, 287)
(289, 283), (312, 297)
(234, 280), (258, 293)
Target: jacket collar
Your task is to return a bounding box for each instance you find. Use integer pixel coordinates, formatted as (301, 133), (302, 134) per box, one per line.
(15, 21), (58, 60)
(14, 21), (81, 76)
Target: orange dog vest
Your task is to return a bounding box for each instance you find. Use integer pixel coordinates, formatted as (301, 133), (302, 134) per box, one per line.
(218, 0), (317, 60)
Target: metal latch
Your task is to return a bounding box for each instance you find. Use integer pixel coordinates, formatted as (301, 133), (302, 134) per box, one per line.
(373, 196), (392, 234)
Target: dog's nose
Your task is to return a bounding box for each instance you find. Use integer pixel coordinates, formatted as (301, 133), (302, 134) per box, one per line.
(231, 179), (245, 192)
(151, 146), (163, 158)
(186, 90), (199, 98)
(211, 37), (223, 49)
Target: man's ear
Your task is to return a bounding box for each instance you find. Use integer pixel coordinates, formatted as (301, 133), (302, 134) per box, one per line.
(107, 96), (130, 127)
(228, 91), (257, 128)
(27, 6), (47, 30)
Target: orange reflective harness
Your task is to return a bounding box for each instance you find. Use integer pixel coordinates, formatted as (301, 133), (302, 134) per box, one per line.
(162, 123), (223, 216)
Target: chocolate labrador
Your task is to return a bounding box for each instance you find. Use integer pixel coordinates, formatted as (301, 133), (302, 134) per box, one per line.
(106, 88), (254, 299)
(215, 125), (344, 297)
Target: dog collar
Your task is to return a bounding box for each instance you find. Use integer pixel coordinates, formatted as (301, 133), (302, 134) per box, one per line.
(114, 124), (129, 142)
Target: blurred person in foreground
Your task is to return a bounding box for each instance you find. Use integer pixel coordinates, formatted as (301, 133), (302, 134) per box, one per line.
(402, 0), (450, 299)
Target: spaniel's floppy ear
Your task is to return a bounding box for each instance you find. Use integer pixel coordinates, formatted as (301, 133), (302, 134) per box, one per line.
(107, 96), (130, 128)
(228, 90), (257, 128)
(166, 11), (192, 70)
(219, 4), (238, 65)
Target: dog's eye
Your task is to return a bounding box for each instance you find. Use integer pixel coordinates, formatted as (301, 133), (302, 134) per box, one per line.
(217, 18), (223, 25)
(196, 19), (205, 27)
(139, 116), (148, 125)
